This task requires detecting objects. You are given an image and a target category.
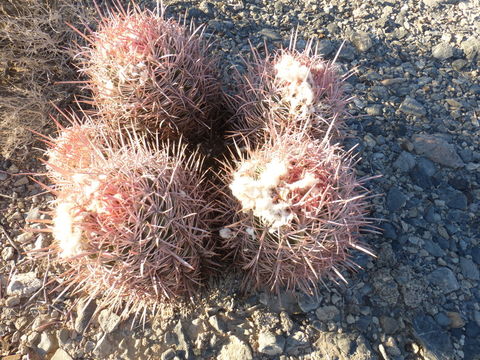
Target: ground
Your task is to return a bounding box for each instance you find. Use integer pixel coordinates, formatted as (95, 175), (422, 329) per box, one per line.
(0, 0), (479, 359)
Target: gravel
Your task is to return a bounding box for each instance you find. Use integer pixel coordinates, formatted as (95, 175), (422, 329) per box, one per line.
(0, 0), (479, 359)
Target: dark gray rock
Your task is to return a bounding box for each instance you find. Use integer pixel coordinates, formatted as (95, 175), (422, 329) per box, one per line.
(412, 134), (464, 168)
(317, 40), (335, 56)
(399, 97), (426, 117)
(472, 246), (480, 265)
(258, 28), (282, 41)
(386, 187), (407, 212)
(434, 312), (452, 328)
(351, 31), (373, 52)
(439, 188), (468, 210)
(423, 240), (445, 257)
(74, 298), (96, 334)
(428, 267), (459, 294)
(417, 157), (436, 176)
(316, 306), (340, 322)
(258, 331), (285, 356)
(394, 151), (416, 172)
(93, 334), (115, 358)
(297, 293), (321, 313)
(460, 258), (479, 280)
(380, 316), (399, 334)
(412, 315), (454, 360)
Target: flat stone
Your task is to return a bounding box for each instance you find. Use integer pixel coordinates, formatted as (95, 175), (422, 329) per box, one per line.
(315, 306), (340, 322)
(208, 315), (227, 333)
(51, 348), (73, 360)
(217, 335), (252, 360)
(7, 272), (41, 298)
(173, 320), (191, 358)
(74, 298), (96, 334)
(317, 40), (335, 56)
(412, 134), (464, 168)
(386, 187), (407, 212)
(399, 97), (426, 117)
(428, 267), (459, 294)
(432, 42), (454, 60)
(2, 247), (15, 261)
(351, 31), (373, 52)
(412, 315), (454, 360)
(459, 258), (479, 280)
(258, 331), (285, 356)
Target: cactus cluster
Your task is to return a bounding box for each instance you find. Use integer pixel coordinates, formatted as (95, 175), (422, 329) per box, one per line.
(35, 2), (375, 316)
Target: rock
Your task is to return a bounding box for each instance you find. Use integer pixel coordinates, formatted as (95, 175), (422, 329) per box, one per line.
(94, 334), (115, 358)
(161, 348), (176, 360)
(446, 312), (465, 328)
(56, 329), (69, 347)
(51, 348), (73, 360)
(37, 332), (57, 356)
(412, 134), (464, 168)
(217, 335), (252, 360)
(386, 187), (407, 212)
(98, 309), (121, 334)
(297, 293), (321, 313)
(258, 331), (285, 356)
(173, 320), (191, 358)
(317, 40), (335, 56)
(208, 315), (227, 333)
(259, 291), (301, 314)
(393, 152), (416, 172)
(441, 188), (468, 210)
(74, 298), (96, 334)
(422, 0), (446, 7)
(452, 59), (467, 71)
(351, 31), (373, 52)
(428, 267), (459, 293)
(315, 306), (340, 322)
(461, 36), (480, 60)
(258, 28), (282, 41)
(6, 272), (41, 298)
(1, 247), (15, 261)
(434, 312), (452, 327)
(412, 315), (454, 360)
(380, 316), (399, 334)
(459, 258), (479, 280)
(432, 42), (454, 60)
(399, 97), (426, 117)
(285, 331), (309, 355)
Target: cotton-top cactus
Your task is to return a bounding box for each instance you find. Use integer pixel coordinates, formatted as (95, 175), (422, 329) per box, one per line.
(218, 130), (374, 295)
(41, 125), (218, 315)
(229, 41), (350, 144)
(77, 5), (222, 140)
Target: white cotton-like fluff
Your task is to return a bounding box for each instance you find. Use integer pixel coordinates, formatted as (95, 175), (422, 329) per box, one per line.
(287, 172), (318, 191)
(53, 201), (84, 258)
(230, 158), (294, 228)
(274, 54), (316, 116)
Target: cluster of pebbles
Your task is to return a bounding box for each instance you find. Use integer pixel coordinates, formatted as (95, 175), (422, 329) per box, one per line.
(0, 0), (479, 359)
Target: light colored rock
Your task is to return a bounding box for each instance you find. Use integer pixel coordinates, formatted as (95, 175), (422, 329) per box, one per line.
(98, 309), (121, 334)
(218, 335), (252, 360)
(432, 42), (454, 60)
(7, 272), (41, 297)
(51, 348), (73, 360)
(37, 332), (57, 355)
(351, 31), (373, 52)
(399, 97), (426, 117)
(412, 134), (464, 168)
(258, 331), (285, 356)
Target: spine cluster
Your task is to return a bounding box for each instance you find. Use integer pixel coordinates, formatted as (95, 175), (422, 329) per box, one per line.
(34, 3), (376, 316)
